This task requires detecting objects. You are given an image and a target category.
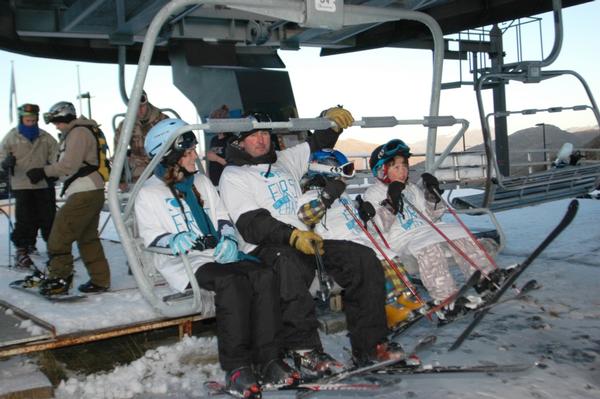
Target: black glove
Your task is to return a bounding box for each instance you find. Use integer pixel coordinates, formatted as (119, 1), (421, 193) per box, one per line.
(320, 178), (346, 208)
(421, 172), (443, 196)
(1, 154), (16, 172)
(356, 195), (376, 225)
(386, 181), (405, 215)
(304, 174), (327, 189)
(26, 168), (47, 184)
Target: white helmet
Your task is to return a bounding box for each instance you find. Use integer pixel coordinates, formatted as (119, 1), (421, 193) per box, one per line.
(43, 101), (77, 124)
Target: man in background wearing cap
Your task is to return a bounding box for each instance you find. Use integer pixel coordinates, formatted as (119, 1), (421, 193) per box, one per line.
(0, 103), (58, 269)
(206, 104), (236, 186)
(114, 91), (169, 189)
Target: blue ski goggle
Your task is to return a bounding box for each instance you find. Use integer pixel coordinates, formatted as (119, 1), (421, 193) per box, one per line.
(380, 139), (410, 158)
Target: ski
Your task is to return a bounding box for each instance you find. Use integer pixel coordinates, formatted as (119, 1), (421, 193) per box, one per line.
(390, 270), (482, 339)
(204, 380), (382, 397)
(449, 199), (579, 351)
(372, 361), (532, 375)
(9, 280), (86, 302)
(316, 334), (436, 385)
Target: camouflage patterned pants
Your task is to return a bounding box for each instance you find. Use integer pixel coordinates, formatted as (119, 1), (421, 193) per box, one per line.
(415, 238), (494, 302)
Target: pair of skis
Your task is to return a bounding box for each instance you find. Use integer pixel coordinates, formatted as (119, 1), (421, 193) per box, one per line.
(448, 199), (579, 351)
(389, 200), (578, 349)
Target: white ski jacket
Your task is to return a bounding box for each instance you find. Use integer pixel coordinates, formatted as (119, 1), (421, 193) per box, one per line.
(363, 180), (468, 258)
(135, 173), (233, 292)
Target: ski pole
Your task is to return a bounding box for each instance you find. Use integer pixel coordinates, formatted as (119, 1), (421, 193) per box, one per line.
(402, 196), (497, 287)
(312, 240), (332, 304)
(432, 189), (498, 270)
(339, 198), (427, 309)
(371, 220), (392, 249)
(7, 159), (14, 268)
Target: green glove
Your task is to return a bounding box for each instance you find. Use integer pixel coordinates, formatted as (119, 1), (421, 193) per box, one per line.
(289, 229), (324, 255)
(324, 106), (354, 133)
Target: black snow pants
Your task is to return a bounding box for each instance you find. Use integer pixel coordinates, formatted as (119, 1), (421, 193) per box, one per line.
(194, 260), (281, 372)
(252, 240), (388, 358)
(11, 187), (56, 248)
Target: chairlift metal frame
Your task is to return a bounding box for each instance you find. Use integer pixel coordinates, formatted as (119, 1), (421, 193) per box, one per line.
(108, 0), (455, 317)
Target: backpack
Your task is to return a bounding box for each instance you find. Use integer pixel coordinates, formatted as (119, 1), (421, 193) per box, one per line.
(60, 125), (112, 196)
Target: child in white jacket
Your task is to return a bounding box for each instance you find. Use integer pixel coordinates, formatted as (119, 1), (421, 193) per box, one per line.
(361, 139), (503, 320)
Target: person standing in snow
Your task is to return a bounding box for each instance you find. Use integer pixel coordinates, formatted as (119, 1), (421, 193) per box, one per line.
(219, 107), (404, 376)
(295, 149), (423, 328)
(135, 119), (300, 398)
(360, 139), (505, 322)
(25, 101), (111, 296)
(0, 103), (58, 269)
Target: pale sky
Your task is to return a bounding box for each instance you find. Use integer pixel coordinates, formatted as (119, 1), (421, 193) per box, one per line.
(0, 1), (598, 152)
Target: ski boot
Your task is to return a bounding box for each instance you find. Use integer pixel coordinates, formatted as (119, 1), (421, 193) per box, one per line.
(78, 280), (109, 293)
(436, 295), (483, 326)
(354, 340), (407, 367)
(14, 247), (34, 270)
(224, 366), (261, 399)
(474, 268), (513, 297)
(21, 269), (47, 288)
(27, 244), (39, 256)
(290, 348), (344, 378)
(259, 358), (301, 387)
(39, 275), (73, 297)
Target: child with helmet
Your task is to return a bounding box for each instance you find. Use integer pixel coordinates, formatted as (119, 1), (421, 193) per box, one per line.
(0, 103), (58, 269)
(296, 149), (423, 329)
(135, 118), (300, 399)
(361, 138), (503, 323)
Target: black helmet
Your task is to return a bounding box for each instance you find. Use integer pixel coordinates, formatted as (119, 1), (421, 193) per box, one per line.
(44, 101), (77, 124)
(236, 112), (272, 141)
(369, 139), (411, 177)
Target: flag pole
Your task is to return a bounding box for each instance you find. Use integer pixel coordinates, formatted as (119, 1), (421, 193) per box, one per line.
(9, 61), (18, 124)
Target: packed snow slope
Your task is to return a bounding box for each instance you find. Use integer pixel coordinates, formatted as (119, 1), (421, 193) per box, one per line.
(1, 196), (598, 398)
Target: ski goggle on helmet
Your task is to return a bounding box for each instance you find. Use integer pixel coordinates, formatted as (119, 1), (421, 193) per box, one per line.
(18, 103), (40, 118)
(370, 139), (411, 177)
(309, 149), (355, 178)
(144, 118), (197, 163)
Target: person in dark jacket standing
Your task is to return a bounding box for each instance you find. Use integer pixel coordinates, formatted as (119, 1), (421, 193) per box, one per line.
(206, 104), (235, 186)
(219, 107), (404, 376)
(0, 103), (58, 269)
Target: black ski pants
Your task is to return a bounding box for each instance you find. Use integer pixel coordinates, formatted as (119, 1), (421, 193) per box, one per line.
(252, 240), (388, 358)
(194, 261), (281, 372)
(11, 188), (56, 248)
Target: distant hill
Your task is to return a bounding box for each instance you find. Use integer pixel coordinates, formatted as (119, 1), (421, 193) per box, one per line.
(466, 125), (599, 175)
(334, 125), (600, 174)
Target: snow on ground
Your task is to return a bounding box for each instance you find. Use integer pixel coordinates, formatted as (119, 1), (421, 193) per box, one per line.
(1, 196), (599, 398)
(0, 211), (171, 335)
